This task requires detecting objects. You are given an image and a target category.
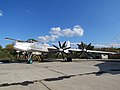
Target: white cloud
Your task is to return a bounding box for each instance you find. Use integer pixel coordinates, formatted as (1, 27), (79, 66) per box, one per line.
(0, 10), (3, 16)
(50, 25), (84, 37)
(38, 35), (59, 43)
(50, 27), (62, 36)
(38, 25), (84, 43)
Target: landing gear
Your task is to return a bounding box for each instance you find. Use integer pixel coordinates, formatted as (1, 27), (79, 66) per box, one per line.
(62, 53), (72, 62)
(67, 57), (72, 62)
(62, 57), (72, 62)
(36, 55), (44, 62)
(27, 52), (33, 64)
(27, 59), (33, 64)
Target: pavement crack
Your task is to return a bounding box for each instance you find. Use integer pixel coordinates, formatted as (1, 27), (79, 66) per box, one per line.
(0, 71), (108, 87)
(0, 81), (35, 87)
(48, 69), (67, 75)
(44, 75), (71, 81)
(40, 81), (52, 90)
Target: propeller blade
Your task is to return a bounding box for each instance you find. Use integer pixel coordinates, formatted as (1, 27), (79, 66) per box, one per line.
(58, 41), (62, 48)
(85, 52), (93, 58)
(62, 53), (65, 60)
(63, 51), (68, 55)
(55, 52), (60, 58)
(77, 44), (81, 49)
(81, 42), (84, 50)
(86, 43), (91, 50)
(53, 45), (59, 49)
(62, 41), (66, 48)
(63, 47), (71, 50)
(78, 51), (84, 58)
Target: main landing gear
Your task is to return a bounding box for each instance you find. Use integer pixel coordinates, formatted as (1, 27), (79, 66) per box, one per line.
(27, 52), (33, 64)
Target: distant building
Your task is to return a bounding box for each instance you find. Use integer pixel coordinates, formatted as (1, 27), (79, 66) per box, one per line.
(101, 54), (108, 59)
(93, 54), (108, 59)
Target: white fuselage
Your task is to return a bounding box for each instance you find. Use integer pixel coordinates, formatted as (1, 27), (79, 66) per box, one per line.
(13, 42), (50, 53)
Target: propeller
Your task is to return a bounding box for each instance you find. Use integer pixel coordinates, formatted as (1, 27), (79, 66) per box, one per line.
(53, 41), (71, 60)
(77, 42), (93, 59)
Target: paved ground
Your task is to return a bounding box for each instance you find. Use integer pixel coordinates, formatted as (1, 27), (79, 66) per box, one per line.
(0, 59), (120, 90)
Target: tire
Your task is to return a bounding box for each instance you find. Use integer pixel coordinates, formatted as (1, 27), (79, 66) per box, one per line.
(67, 57), (72, 62)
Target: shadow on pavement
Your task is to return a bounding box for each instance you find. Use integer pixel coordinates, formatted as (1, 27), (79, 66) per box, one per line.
(95, 60), (120, 76)
(0, 59), (28, 64)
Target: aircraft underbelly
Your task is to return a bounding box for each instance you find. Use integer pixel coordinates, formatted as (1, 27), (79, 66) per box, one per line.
(30, 48), (49, 53)
(14, 46), (28, 51)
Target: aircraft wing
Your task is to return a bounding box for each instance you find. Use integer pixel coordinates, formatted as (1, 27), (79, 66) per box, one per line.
(47, 46), (58, 52)
(29, 48), (48, 53)
(68, 48), (116, 54)
(47, 46), (56, 50)
(28, 46), (57, 52)
(68, 48), (82, 52)
(87, 50), (117, 54)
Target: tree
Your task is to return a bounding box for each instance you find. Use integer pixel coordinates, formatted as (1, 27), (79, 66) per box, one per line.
(0, 45), (2, 50)
(0, 45), (8, 59)
(4, 44), (16, 60)
(5, 44), (14, 51)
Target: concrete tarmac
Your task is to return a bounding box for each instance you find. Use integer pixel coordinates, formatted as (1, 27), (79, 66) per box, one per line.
(0, 59), (120, 90)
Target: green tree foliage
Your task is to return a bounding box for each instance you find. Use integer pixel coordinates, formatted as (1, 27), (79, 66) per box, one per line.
(5, 44), (18, 60)
(0, 45), (2, 50)
(0, 44), (17, 60)
(0, 45), (8, 59)
(5, 44), (14, 54)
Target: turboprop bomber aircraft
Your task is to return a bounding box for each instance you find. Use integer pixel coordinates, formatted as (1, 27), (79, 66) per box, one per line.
(5, 38), (72, 63)
(5, 38), (117, 63)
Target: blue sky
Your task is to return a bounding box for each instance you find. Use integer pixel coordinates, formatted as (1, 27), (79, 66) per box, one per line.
(0, 0), (120, 47)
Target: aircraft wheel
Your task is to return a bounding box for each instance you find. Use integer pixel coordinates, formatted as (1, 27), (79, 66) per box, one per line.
(67, 57), (72, 62)
(27, 59), (33, 64)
